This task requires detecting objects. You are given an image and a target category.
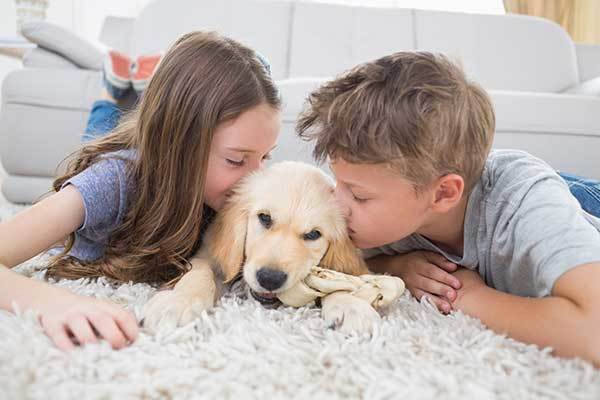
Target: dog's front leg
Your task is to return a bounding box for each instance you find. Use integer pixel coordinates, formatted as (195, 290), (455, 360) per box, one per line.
(321, 292), (381, 335)
(142, 257), (218, 333)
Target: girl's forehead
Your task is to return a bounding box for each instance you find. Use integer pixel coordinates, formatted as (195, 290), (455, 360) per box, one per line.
(213, 104), (280, 149)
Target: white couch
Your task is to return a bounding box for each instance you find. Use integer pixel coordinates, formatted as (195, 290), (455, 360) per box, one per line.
(1, 0), (600, 203)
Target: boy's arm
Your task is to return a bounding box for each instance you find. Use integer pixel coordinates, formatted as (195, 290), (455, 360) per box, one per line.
(452, 263), (600, 367)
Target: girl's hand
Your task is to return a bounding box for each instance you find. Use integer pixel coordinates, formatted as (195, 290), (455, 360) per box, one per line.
(384, 251), (462, 313)
(33, 286), (139, 351)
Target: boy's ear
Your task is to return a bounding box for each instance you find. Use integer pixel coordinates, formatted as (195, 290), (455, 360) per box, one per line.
(207, 193), (248, 283)
(432, 173), (464, 212)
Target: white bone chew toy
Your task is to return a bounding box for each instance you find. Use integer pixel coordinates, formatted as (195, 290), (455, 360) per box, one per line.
(277, 266), (406, 308)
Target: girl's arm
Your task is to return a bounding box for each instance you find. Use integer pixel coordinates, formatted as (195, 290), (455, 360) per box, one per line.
(0, 185), (138, 350)
(0, 185), (84, 268)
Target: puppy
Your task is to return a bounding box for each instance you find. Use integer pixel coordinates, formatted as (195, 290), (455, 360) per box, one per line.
(143, 161), (381, 333)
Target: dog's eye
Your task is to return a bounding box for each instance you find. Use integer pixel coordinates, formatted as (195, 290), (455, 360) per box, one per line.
(258, 213), (272, 228)
(303, 230), (321, 241)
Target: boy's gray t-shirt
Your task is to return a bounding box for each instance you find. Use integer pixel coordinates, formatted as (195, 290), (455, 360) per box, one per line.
(367, 149), (600, 297)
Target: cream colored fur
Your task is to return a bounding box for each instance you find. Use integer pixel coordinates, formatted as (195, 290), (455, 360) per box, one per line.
(142, 161), (373, 333)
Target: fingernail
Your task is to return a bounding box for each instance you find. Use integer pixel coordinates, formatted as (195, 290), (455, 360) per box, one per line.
(446, 290), (454, 301)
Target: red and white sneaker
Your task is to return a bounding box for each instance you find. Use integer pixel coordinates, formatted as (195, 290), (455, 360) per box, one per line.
(131, 53), (162, 94)
(103, 50), (132, 99)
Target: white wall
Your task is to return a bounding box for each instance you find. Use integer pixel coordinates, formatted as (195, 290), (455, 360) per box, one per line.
(1, 0), (150, 41)
(0, 0), (151, 106)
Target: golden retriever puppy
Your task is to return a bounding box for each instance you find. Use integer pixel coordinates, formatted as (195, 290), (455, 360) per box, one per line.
(143, 161), (381, 333)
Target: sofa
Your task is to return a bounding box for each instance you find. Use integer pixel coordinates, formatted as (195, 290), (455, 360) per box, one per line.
(1, 0), (600, 203)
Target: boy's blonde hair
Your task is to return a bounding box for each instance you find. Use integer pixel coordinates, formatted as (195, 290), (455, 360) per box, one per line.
(296, 52), (495, 193)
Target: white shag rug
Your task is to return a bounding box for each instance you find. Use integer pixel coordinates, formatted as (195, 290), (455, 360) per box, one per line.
(1, 199), (599, 400)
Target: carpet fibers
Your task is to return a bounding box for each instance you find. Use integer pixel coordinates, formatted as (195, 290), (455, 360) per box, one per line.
(0, 200), (599, 400)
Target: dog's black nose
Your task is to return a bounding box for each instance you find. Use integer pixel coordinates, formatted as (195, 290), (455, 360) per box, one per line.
(256, 268), (287, 291)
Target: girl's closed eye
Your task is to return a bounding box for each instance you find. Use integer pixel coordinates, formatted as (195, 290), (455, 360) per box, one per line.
(226, 152), (271, 167)
(226, 157), (245, 167)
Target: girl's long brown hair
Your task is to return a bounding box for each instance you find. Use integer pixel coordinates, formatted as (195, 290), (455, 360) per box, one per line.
(46, 31), (281, 287)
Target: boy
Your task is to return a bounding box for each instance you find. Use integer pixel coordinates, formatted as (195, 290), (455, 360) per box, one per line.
(296, 52), (600, 366)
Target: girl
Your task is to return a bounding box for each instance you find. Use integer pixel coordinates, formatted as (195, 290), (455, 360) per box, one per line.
(0, 31), (281, 351)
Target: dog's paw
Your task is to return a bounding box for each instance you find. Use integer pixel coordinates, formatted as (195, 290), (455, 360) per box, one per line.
(321, 292), (381, 335)
(142, 289), (213, 334)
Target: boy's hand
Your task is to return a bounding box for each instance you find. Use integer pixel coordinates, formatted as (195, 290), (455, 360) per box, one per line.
(382, 251), (462, 314)
(33, 286), (139, 351)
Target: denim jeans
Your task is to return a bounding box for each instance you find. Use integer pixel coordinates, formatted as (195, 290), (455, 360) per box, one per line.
(559, 172), (600, 217)
(82, 100), (122, 142)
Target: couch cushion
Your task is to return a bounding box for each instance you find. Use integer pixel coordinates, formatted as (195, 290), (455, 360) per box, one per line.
(414, 10), (579, 92)
(99, 16), (135, 56)
(131, 0), (293, 80)
(272, 77), (328, 166)
(575, 43), (600, 82)
(289, 2), (414, 78)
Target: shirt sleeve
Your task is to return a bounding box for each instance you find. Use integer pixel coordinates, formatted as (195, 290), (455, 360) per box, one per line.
(61, 157), (129, 240)
(508, 174), (600, 297)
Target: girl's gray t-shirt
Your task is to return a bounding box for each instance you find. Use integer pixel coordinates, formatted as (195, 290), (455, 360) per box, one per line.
(49, 150), (135, 261)
(51, 149), (217, 262)
(366, 149), (600, 297)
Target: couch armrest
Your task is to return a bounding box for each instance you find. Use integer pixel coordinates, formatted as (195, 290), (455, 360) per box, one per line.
(99, 16), (135, 55)
(22, 47), (79, 69)
(0, 68), (102, 180)
(490, 90), (600, 179)
(563, 76), (600, 97)
(574, 43), (600, 82)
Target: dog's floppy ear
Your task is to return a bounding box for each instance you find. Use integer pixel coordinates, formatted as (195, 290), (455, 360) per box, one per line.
(320, 234), (369, 276)
(207, 193), (248, 283)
